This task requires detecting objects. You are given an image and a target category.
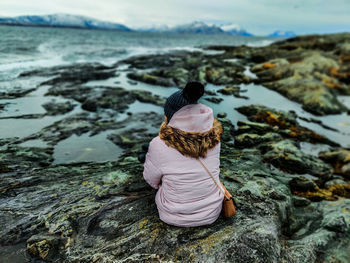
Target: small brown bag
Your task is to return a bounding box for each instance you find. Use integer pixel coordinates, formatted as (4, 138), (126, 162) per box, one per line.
(220, 182), (236, 218)
(197, 159), (236, 218)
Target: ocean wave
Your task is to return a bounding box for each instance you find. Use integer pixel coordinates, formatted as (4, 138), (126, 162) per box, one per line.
(246, 39), (276, 47)
(0, 57), (66, 72)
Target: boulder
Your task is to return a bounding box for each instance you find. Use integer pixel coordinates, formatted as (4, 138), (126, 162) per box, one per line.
(236, 104), (339, 146)
(261, 140), (332, 175)
(42, 101), (75, 116)
(319, 148), (350, 178)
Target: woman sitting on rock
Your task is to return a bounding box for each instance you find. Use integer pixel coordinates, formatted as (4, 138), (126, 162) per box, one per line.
(143, 82), (225, 227)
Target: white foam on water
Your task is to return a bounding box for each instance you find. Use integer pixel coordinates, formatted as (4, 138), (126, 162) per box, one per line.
(0, 40), (66, 74)
(246, 39), (276, 47)
(0, 57), (66, 72)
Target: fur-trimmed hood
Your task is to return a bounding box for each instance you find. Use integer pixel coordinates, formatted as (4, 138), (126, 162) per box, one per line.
(159, 104), (223, 158)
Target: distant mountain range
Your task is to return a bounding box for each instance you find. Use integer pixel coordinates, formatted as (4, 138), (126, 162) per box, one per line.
(140, 21), (254, 36)
(0, 14), (296, 37)
(268, 30), (296, 37)
(0, 14), (132, 31)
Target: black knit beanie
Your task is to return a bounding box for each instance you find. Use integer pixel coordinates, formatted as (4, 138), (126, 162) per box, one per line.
(164, 81), (205, 122)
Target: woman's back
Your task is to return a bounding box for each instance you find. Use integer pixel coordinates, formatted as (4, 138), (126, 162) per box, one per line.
(143, 103), (224, 227)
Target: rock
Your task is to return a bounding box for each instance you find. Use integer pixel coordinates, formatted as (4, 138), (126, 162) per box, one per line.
(0, 118), (348, 262)
(324, 179), (348, 188)
(236, 120), (276, 135)
(141, 142), (150, 152)
(107, 112), (162, 152)
(122, 51), (247, 87)
(108, 127), (157, 151)
(108, 128), (150, 148)
(322, 212), (349, 233)
(205, 67), (241, 85)
(155, 67), (190, 87)
(251, 51), (349, 115)
(81, 88), (165, 112)
(137, 153), (146, 163)
(127, 80), (138, 85)
(81, 88), (135, 112)
(291, 195), (311, 207)
(250, 58), (289, 73)
(81, 100), (97, 112)
(217, 112), (227, 118)
(217, 117), (235, 142)
(264, 75), (348, 115)
(121, 51), (194, 69)
(130, 89), (166, 106)
(234, 132), (282, 148)
(261, 140), (332, 175)
(0, 103), (6, 111)
(0, 164), (12, 173)
(290, 175), (350, 201)
(0, 154), (287, 262)
(204, 96), (223, 104)
(127, 72), (176, 87)
(236, 104), (339, 146)
(218, 85), (240, 95)
(46, 85), (95, 103)
(205, 90), (217, 96)
(289, 177), (318, 192)
(0, 144), (53, 173)
(42, 101), (75, 115)
(218, 85), (248, 99)
(319, 148), (350, 178)
(27, 234), (66, 261)
(122, 156), (138, 163)
(284, 197), (350, 262)
(21, 63), (116, 87)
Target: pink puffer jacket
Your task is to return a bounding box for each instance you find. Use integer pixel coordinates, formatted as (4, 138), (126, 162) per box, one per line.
(143, 103), (225, 227)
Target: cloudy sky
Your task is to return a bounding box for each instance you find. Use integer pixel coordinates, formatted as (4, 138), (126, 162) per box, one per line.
(1, 0), (350, 35)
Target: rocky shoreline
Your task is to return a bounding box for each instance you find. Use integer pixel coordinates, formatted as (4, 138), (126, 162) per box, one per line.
(1, 33), (350, 262)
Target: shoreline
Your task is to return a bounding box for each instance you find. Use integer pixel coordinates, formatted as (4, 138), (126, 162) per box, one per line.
(0, 32), (350, 262)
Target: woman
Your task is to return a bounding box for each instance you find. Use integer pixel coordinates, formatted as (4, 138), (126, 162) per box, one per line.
(143, 82), (225, 227)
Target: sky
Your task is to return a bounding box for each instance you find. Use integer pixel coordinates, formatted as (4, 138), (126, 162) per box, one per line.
(1, 0), (350, 35)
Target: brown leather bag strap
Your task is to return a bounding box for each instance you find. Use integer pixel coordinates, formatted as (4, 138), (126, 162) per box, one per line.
(197, 158), (230, 199)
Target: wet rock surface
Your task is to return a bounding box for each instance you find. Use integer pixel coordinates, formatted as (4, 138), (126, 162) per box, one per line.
(20, 63), (117, 87)
(1, 33), (350, 262)
(1, 116), (350, 262)
(204, 96), (223, 104)
(206, 34), (350, 115)
(42, 101), (76, 116)
(122, 50), (248, 88)
(218, 85), (248, 99)
(319, 148), (350, 178)
(261, 139), (332, 175)
(235, 104), (340, 146)
(0, 88), (37, 99)
(122, 34), (350, 115)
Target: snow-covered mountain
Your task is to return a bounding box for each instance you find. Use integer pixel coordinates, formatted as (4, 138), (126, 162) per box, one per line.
(206, 22), (253, 36)
(0, 14), (256, 36)
(169, 21), (224, 34)
(139, 21), (253, 36)
(268, 30), (296, 38)
(0, 14), (132, 31)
